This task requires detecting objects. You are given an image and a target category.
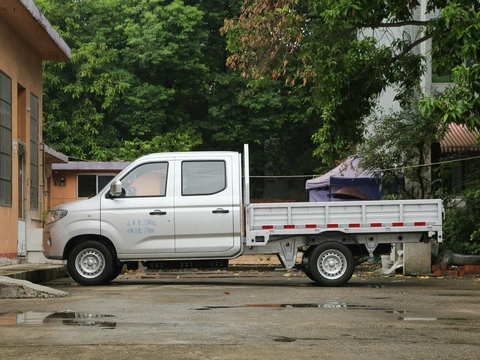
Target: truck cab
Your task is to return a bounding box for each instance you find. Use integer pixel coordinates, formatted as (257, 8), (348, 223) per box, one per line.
(43, 151), (243, 285)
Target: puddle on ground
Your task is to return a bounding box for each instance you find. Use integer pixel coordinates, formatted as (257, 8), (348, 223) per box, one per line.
(274, 336), (329, 342)
(193, 304), (467, 324)
(401, 317), (468, 321)
(436, 293), (478, 297)
(194, 303), (460, 322)
(274, 336), (296, 342)
(193, 302), (394, 311)
(0, 311), (116, 329)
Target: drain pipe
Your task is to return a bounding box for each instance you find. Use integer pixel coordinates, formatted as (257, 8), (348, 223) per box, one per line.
(436, 250), (480, 266)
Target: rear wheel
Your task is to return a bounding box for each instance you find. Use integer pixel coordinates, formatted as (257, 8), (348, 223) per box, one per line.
(301, 248), (316, 281)
(67, 241), (115, 286)
(305, 242), (355, 286)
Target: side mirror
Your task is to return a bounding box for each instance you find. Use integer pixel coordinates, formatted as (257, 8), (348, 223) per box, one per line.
(109, 180), (123, 198)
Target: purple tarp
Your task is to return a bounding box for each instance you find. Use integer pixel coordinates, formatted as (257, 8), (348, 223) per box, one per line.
(305, 157), (382, 202)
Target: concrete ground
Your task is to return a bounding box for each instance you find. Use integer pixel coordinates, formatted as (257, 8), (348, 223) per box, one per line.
(0, 260), (479, 360)
(0, 255), (278, 298)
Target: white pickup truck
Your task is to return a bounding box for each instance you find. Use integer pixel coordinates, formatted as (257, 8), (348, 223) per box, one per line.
(43, 145), (443, 286)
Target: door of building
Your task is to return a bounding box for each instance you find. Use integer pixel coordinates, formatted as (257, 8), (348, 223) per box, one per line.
(17, 142), (26, 256)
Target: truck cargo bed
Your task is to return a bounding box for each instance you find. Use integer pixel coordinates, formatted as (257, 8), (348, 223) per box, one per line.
(245, 199), (443, 241)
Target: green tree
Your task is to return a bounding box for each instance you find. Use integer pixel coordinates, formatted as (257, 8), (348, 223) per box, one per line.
(38, 0), (317, 180)
(224, 0), (480, 164)
(202, 74), (319, 197)
(359, 100), (448, 199)
(38, 0), (319, 193)
(439, 157), (480, 255)
(420, 3), (480, 129)
(39, 0), (208, 160)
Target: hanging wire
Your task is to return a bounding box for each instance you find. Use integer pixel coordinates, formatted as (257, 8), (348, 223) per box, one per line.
(249, 154), (480, 179)
(66, 152), (480, 178)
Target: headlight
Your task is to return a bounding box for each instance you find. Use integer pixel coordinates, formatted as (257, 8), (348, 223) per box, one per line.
(46, 210), (68, 224)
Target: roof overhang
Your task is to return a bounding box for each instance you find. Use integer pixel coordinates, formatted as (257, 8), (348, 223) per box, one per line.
(0, 0), (71, 61)
(440, 123), (480, 154)
(52, 162), (131, 171)
(43, 144), (68, 164)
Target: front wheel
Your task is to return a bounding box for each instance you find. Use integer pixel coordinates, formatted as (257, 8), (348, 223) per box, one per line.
(305, 242), (355, 286)
(107, 261), (125, 282)
(67, 241), (115, 286)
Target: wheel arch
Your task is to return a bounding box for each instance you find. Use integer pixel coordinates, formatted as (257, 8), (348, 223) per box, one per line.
(306, 232), (363, 256)
(63, 234), (117, 260)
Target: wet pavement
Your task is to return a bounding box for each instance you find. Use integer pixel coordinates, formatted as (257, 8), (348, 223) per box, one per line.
(0, 269), (479, 359)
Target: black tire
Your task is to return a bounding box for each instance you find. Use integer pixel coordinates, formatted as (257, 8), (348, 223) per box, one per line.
(67, 241), (115, 286)
(303, 266), (316, 282)
(107, 261), (125, 282)
(305, 242), (355, 286)
(301, 248), (317, 281)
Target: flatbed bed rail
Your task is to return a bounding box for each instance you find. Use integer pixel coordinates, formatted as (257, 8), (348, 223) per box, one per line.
(245, 199), (443, 244)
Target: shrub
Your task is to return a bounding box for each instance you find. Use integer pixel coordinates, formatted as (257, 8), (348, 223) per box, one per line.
(439, 158), (480, 255)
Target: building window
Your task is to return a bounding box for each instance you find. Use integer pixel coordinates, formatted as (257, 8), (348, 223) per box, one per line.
(450, 155), (480, 193)
(78, 174), (116, 198)
(182, 161), (226, 196)
(0, 71), (12, 207)
(432, 66), (453, 83)
(432, 58), (475, 83)
(30, 94), (39, 210)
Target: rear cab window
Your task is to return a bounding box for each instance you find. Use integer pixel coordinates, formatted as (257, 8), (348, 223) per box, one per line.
(181, 161), (226, 196)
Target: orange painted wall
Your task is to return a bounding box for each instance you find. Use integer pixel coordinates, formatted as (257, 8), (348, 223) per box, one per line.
(0, 18), (43, 259)
(49, 171), (78, 208)
(49, 170), (121, 208)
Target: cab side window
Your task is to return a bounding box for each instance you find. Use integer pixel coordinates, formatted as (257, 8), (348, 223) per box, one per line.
(182, 161), (226, 196)
(121, 162), (168, 197)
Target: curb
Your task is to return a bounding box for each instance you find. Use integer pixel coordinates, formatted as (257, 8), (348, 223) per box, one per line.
(0, 264), (67, 283)
(0, 276), (69, 298)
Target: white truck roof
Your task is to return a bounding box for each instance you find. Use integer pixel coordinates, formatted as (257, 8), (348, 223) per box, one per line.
(137, 151), (239, 161)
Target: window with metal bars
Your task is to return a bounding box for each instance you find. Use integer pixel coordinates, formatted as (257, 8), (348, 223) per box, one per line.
(0, 71), (12, 207)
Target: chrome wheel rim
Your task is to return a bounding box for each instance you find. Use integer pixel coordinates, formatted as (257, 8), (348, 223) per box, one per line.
(317, 249), (347, 280)
(75, 248), (106, 279)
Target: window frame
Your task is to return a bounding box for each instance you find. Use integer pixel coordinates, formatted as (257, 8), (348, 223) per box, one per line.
(0, 71), (12, 207)
(181, 160), (227, 196)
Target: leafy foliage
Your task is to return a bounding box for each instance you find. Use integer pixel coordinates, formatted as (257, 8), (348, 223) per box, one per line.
(202, 74), (319, 196)
(438, 157), (480, 255)
(37, 0), (319, 199)
(359, 100), (448, 199)
(224, 0), (480, 164)
(39, 0), (208, 160)
(37, 0), (317, 178)
(420, 2), (480, 130)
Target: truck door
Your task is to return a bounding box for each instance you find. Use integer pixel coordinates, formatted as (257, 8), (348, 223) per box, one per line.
(174, 156), (237, 253)
(100, 160), (175, 256)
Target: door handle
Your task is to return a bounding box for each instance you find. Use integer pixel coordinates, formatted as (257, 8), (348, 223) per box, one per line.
(150, 210), (167, 215)
(212, 208), (229, 214)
